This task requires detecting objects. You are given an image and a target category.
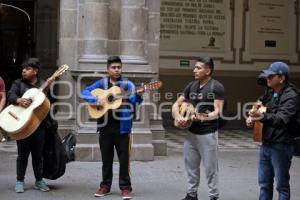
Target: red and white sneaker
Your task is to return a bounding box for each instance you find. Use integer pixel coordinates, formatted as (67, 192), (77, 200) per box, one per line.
(121, 189), (132, 199)
(94, 186), (110, 197)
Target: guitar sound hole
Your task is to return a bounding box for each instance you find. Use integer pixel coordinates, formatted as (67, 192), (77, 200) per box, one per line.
(183, 111), (187, 118)
(107, 94), (115, 103)
(96, 106), (103, 111)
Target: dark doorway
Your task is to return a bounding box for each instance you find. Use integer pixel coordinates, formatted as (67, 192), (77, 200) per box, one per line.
(0, 1), (34, 90)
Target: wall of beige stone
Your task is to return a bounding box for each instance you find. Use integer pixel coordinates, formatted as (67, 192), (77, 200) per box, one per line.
(57, 0), (165, 160)
(158, 0), (300, 124)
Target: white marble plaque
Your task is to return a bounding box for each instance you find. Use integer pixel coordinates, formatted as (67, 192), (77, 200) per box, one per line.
(160, 0), (227, 52)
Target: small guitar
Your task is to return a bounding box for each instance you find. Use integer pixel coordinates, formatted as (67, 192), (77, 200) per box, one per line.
(87, 81), (163, 119)
(0, 64), (69, 140)
(174, 102), (209, 129)
(174, 102), (195, 129)
(250, 103), (267, 144)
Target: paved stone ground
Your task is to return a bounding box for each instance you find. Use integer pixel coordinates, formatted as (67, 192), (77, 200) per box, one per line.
(0, 128), (258, 154)
(1, 150), (300, 200)
(0, 129), (300, 200)
(165, 127), (258, 152)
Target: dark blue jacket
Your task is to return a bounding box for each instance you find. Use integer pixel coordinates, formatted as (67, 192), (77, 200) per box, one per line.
(81, 76), (143, 134)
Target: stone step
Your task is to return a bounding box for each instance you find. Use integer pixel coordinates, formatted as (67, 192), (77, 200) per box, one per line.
(152, 139), (167, 156)
(75, 143), (154, 161)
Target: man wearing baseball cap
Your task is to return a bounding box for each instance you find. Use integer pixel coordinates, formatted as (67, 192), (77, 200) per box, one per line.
(262, 61), (289, 77)
(246, 61), (299, 200)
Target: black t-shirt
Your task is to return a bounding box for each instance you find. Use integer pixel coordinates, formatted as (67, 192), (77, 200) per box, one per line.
(182, 79), (225, 135)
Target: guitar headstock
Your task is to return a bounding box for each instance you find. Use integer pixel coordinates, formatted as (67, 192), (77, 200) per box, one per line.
(52, 64), (69, 79)
(142, 81), (163, 91)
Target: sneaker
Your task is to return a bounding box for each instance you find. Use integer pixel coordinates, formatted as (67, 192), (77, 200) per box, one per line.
(15, 181), (25, 193)
(210, 197), (219, 200)
(34, 180), (50, 192)
(182, 194), (198, 200)
(94, 186), (110, 197)
(121, 190), (132, 199)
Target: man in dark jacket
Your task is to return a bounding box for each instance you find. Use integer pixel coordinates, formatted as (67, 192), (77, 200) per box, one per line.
(7, 57), (52, 193)
(246, 62), (299, 200)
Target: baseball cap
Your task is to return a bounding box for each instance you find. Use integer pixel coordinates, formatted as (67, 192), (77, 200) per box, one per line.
(262, 62), (289, 77)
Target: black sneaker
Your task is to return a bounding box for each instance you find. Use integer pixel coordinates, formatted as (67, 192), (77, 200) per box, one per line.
(210, 197), (219, 200)
(181, 194), (198, 200)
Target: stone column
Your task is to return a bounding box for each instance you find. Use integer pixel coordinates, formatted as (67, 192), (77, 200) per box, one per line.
(120, 0), (147, 64)
(59, 0), (77, 68)
(57, 0), (78, 131)
(78, 0), (109, 63)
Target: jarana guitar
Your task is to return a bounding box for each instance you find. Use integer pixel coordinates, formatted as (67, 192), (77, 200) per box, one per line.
(174, 102), (209, 129)
(174, 102), (195, 129)
(0, 65), (69, 140)
(87, 81), (163, 119)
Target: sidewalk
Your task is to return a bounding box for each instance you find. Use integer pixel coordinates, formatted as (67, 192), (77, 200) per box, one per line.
(0, 128), (258, 154)
(165, 127), (259, 152)
(1, 145), (300, 200)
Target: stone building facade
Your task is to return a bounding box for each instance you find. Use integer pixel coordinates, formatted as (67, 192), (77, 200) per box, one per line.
(57, 0), (164, 161)
(1, 0), (300, 161)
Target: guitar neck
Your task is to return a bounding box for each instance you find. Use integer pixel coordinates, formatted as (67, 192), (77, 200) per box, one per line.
(39, 74), (56, 92)
(39, 80), (51, 92)
(135, 86), (145, 94)
(38, 64), (69, 92)
(135, 81), (162, 93)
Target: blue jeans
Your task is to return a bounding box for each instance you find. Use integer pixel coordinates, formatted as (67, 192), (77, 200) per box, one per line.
(258, 143), (294, 200)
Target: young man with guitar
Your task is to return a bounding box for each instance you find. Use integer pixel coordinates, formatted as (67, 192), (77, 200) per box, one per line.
(7, 58), (53, 193)
(81, 56), (144, 199)
(172, 57), (225, 200)
(246, 62), (299, 200)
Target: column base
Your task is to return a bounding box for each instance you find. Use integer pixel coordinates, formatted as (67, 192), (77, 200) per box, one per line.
(73, 128), (154, 161)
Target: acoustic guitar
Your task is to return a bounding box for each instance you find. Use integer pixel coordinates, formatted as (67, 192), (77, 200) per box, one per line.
(0, 65), (69, 140)
(174, 102), (209, 129)
(87, 81), (163, 119)
(174, 102), (195, 129)
(251, 104), (267, 144)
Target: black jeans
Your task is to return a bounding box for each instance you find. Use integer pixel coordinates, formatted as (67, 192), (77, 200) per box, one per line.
(98, 122), (132, 191)
(16, 122), (46, 182)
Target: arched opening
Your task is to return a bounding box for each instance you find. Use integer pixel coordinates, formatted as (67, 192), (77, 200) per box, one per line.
(0, 1), (34, 90)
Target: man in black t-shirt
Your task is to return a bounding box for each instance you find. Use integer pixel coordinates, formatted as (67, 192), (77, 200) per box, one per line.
(172, 57), (225, 200)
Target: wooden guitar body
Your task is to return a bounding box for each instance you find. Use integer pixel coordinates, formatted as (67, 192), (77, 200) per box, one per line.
(0, 64), (68, 140)
(87, 81), (163, 119)
(0, 88), (50, 140)
(253, 121), (263, 144)
(253, 106), (267, 144)
(87, 86), (122, 119)
(174, 102), (195, 129)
